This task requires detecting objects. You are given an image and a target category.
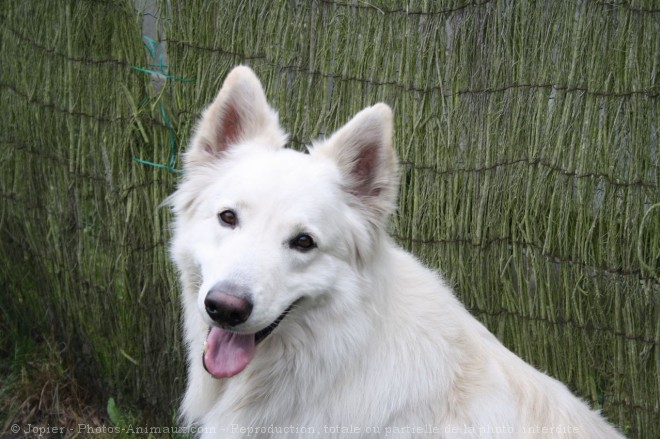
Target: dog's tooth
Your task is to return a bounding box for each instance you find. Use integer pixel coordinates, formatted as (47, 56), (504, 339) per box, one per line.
(203, 340), (208, 354)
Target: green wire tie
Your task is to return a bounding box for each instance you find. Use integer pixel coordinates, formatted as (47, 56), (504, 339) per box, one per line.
(132, 35), (192, 174)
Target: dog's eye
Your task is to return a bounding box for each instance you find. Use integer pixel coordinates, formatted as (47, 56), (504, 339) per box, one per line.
(289, 233), (316, 252)
(218, 210), (238, 228)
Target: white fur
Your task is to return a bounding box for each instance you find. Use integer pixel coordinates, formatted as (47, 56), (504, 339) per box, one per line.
(169, 66), (624, 438)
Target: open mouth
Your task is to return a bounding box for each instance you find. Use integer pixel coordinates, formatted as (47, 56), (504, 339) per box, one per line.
(202, 301), (298, 379)
(255, 303), (295, 344)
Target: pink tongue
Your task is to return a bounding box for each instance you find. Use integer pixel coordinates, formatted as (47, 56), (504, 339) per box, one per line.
(204, 327), (256, 378)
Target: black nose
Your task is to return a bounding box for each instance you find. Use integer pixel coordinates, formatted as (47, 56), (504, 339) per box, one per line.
(204, 287), (253, 327)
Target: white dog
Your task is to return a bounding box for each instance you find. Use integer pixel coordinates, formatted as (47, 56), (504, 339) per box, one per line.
(168, 66), (624, 438)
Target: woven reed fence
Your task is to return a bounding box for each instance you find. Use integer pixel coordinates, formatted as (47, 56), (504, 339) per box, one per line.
(1, 0), (658, 437)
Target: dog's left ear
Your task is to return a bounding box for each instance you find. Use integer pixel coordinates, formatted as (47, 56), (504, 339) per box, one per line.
(185, 66), (286, 168)
(313, 103), (398, 226)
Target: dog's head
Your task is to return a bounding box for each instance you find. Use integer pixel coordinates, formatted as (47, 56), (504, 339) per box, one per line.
(169, 66), (398, 378)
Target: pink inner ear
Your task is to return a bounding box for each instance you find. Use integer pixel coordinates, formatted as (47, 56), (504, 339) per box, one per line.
(352, 144), (379, 196)
(215, 104), (242, 153)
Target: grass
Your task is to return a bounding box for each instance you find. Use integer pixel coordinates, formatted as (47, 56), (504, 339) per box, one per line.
(0, 332), (103, 438)
(0, 325), (186, 438)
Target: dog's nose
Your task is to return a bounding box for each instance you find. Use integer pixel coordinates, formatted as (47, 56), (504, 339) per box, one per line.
(204, 287), (253, 327)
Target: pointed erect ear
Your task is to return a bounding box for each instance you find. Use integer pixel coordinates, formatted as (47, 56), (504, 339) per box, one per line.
(313, 103), (399, 226)
(185, 66), (286, 167)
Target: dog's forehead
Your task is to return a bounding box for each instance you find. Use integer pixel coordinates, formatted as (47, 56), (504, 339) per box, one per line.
(216, 147), (341, 207)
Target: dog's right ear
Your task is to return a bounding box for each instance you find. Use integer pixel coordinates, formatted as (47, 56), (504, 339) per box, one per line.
(312, 103), (398, 230)
(185, 66), (286, 168)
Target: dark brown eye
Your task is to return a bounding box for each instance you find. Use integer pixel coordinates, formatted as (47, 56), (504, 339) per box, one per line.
(218, 210), (237, 228)
(290, 233), (316, 252)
